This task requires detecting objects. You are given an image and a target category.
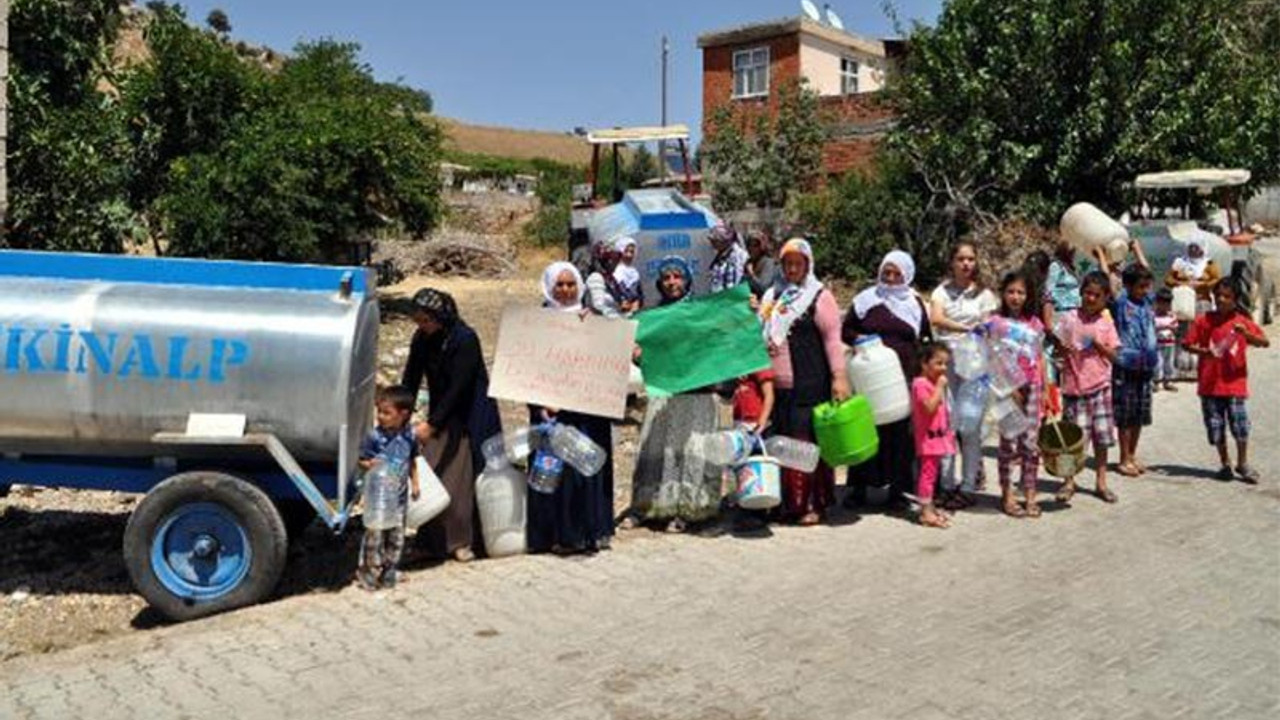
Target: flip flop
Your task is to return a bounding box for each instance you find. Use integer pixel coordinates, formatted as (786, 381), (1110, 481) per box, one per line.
(1055, 481), (1077, 504)
(1025, 502), (1043, 519)
(1001, 501), (1026, 518)
(919, 512), (950, 529)
(1095, 487), (1118, 504)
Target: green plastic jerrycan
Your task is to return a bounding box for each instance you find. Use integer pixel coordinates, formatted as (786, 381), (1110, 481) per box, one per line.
(812, 395), (879, 467)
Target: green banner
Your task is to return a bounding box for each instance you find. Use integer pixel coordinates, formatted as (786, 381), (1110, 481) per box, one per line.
(635, 283), (771, 397)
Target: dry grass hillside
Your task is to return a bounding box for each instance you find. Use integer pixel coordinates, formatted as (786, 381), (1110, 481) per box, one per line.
(440, 118), (591, 165)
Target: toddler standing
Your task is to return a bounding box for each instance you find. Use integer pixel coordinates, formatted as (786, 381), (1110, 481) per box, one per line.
(911, 344), (956, 529)
(1055, 272), (1120, 504)
(357, 385), (421, 591)
(1153, 288), (1179, 392)
(1183, 279), (1270, 483)
(994, 272), (1048, 518)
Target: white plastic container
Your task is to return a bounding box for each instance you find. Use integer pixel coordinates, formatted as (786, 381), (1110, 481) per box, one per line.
(1172, 285), (1197, 321)
(735, 456), (782, 510)
(475, 462), (527, 557)
(405, 456), (451, 530)
(846, 336), (911, 425)
(1061, 202), (1129, 263)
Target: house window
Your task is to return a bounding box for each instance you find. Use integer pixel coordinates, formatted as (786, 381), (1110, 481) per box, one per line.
(733, 47), (770, 98)
(841, 57), (859, 94)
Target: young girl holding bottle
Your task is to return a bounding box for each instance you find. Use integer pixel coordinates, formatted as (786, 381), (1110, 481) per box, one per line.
(993, 271), (1049, 518)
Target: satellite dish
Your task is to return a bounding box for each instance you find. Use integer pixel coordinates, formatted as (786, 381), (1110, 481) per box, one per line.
(801, 0), (821, 22)
(825, 5), (845, 31)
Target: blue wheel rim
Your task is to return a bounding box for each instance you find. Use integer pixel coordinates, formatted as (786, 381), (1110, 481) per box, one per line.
(150, 502), (252, 602)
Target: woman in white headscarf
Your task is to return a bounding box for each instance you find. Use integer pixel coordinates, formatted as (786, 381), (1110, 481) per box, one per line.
(841, 250), (934, 510)
(759, 238), (850, 525)
(1164, 235), (1222, 312)
(528, 261), (614, 554)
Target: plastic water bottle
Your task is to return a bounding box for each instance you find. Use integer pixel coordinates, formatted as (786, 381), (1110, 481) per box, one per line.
(527, 448), (565, 494)
(482, 427), (539, 470)
(764, 436), (820, 472)
(952, 376), (990, 436)
(952, 331), (990, 380)
(701, 428), (756, 466)
(363, 457), (408, 531)
(993, 396), (1032, 439)
(547, 424), (607, 477)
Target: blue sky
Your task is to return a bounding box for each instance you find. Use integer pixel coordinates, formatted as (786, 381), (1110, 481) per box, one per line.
(178, 1), (943, 139)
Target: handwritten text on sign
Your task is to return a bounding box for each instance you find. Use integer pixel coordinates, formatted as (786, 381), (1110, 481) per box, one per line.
(488, 306), (638, 419)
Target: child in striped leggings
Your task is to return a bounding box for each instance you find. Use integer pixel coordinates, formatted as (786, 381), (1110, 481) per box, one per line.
(994, 271), (1048, 518)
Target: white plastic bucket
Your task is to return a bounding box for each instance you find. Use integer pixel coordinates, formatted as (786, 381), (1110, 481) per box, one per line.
(405, 456), (451, 530)
(735, 456), (782, 510)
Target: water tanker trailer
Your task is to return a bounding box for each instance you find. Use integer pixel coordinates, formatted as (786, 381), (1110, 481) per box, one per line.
(0, 250), (378, 619)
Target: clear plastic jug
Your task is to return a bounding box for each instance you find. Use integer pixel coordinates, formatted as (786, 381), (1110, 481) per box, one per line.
(702, 428), (758, 467)
(764, 436), (821, 473)
(547, 424), (608, 477)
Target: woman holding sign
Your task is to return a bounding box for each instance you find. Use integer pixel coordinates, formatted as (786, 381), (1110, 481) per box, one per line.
(402, 288), (502, 563)
(623, 256), (724, 534)
(528, 263), (616, 554)
(759, 239), (851, 526)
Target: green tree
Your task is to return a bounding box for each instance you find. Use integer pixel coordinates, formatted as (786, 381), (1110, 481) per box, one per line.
(158, 41), (444, 262)
(890, 0), (1280, 227)
(700, 79), (828, 211)
(206, 8), (231, 35)
(624, 145), (658, 189)
(5, 0), (133, 252)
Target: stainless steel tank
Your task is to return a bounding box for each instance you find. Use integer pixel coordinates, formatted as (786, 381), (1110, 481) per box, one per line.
(0, 251), (378, 467)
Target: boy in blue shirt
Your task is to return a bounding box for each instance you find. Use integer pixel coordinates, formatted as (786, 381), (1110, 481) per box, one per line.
(357, 385), (420, 590)
(1111, 265), (1158, 477)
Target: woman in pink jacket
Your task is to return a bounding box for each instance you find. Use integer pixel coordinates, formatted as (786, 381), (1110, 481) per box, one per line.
(758, 239), (851, 525)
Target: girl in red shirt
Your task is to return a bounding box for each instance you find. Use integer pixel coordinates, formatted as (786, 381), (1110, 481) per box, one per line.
(1183, 279), (1270, 483)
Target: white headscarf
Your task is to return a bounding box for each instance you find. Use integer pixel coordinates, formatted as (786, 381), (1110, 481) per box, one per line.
(612, 236), (641, 288)
(1172, 236), (1210, 280)
(759, 238), (825, 348)
(541, 261), (584, 312)
(852, 250), (924, 334)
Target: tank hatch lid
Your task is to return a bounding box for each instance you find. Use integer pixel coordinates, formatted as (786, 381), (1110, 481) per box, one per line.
(586, 189), (718, 243)
(0, 250), (373, 295)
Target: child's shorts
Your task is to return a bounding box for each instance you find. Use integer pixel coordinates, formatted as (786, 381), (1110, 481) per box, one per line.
(1200, 396), (1250, 446)
(1111, 368), (1153, 428)
(1063, 387), (1115, 450)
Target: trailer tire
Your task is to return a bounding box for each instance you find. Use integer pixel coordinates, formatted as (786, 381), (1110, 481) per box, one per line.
(124, 471), (287, 621)
(275, 499), (318, 542)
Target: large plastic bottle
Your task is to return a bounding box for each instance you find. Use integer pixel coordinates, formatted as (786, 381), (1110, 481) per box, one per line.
(482, 427), (539, 469)
(1061, 202), (1128, 263)
(847, 335), (911, 425)
(702, 428), (757, 467)
(527, 448), (564, 494)
(952, 377), (990, 436)
(1171, 285), (1197, 321)
(993, 396), (1032, 439)
(362, 458), (408, 531)
(476, 462), (527, 557)
(763, 436), (821, 473)
(951, 331), (990, 380)
(547, 424), (607, 477)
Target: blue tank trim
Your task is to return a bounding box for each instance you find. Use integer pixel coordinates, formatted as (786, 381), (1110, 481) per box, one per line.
(0, 250), (372, 295)
(0, 455), (338, 500)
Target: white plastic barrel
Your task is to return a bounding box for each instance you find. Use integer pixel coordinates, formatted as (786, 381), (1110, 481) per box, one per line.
(846, 336), (911, 425)
(405, 456), (451, 530)
(476, 463), (527, 557)
(1171, 285), (1197, 321)
(1061, 203), (1128, 263)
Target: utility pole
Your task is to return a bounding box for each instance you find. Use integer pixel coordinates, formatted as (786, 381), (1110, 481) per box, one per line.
(660, 35), (669, 185)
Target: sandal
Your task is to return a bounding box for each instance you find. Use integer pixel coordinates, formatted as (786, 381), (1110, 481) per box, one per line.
(452, 547), (475, 563)
(1055, 480), (1077, 504)
(1117, 463), (1141, 478)
(1001, 500), (1026, 518)
(797, 512), (822, 527)
(618, 515), (640, 530)
(664, 518), (687, 534)
(1024, 501), (1042, 519)
(1216, 465), (1235, 482)
(1095, 487), (1118, 504)
(940, 489), (975, 511)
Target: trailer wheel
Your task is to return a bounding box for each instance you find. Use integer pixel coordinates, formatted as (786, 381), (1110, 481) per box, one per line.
(275, 499), (318, 542)
(124, 472), (287, 621)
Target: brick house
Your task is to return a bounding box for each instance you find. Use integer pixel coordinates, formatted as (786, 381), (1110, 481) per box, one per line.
(697, 16), (902, 180)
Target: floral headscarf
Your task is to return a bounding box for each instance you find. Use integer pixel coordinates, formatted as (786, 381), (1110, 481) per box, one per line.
(412, 288), (459, 326)
(759, 239), (824, 348)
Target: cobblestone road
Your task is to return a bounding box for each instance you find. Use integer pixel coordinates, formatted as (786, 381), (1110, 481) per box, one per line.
(2, 343), (1277, 720)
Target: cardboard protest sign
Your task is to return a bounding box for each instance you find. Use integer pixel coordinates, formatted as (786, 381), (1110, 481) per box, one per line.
(634, 283), (771, 396)
(488, 305), (638, 419)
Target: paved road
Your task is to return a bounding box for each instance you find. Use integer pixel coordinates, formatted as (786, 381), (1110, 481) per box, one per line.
(2, 342), (1278, 720)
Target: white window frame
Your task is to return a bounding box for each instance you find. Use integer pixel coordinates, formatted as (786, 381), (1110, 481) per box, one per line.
(840, 57), (860, 95)
(732, 46), (770, 99)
